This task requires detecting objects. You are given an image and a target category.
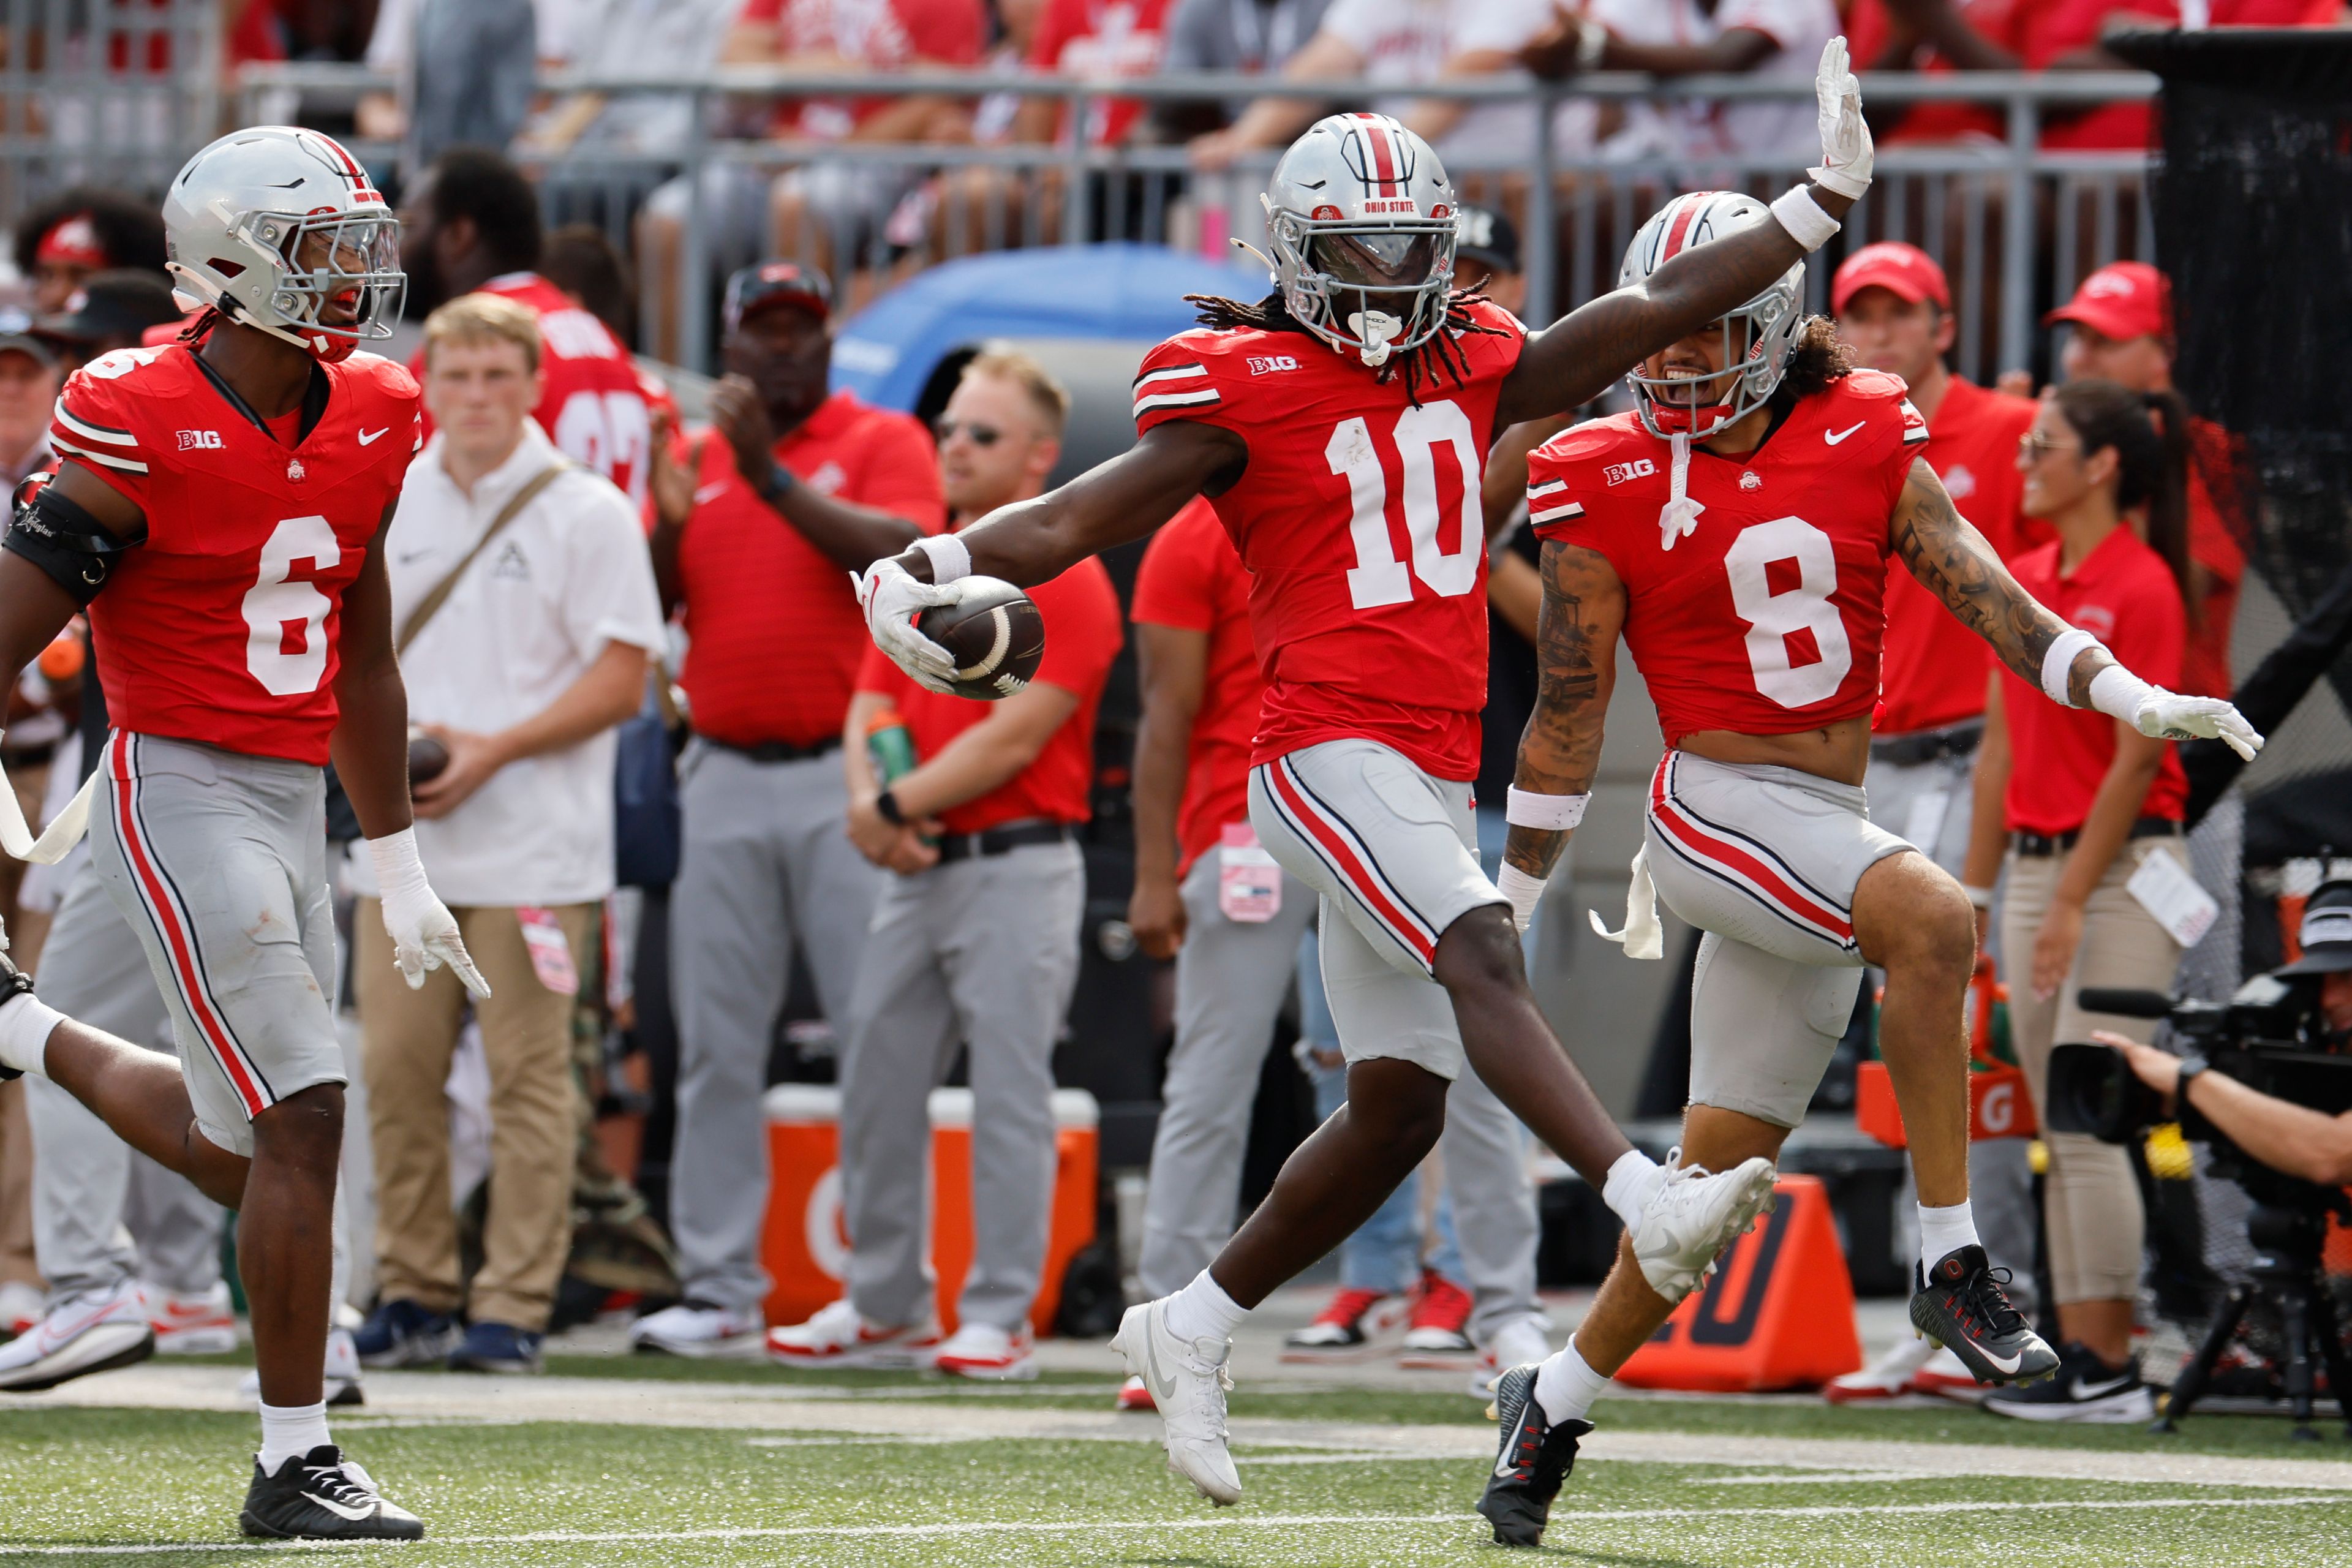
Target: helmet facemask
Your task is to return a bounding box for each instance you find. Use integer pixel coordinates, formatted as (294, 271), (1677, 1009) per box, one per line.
(1628, 301), (1796, 441)
(172, 205), (404, 364)
(1268, 202), (1455, 369)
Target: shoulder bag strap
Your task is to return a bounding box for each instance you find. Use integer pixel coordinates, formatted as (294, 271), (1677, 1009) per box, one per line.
(395, 461), (571, 655)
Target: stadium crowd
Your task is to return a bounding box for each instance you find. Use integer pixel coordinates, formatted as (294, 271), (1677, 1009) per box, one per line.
(0, 0), (2340, 1420)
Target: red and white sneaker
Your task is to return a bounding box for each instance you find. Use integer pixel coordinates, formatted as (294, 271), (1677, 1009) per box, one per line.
(1913, 1346), (1983, 1398)
(0, 1282), (153, 1391)
(1279, 1287), (1407, 1363)
(767, 1299), (941, 1370)
(0, 1281), (42, 1338)
(1115, 1373), (1156, 1411)
(935, 1321), (1036, 1381)
(1469, 1314), (1553, 1398)
(1397, 1273), (1476, 1368)
(145, 1282), (239, 1355)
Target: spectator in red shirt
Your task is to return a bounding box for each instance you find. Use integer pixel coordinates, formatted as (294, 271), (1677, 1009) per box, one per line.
(9, 190), (165, 317)
(2048, 262), (2242, 699)
(767, 350), (1122, 1382)
(1961, 379), (2196, 1423)
(630, 263), (943, 1360)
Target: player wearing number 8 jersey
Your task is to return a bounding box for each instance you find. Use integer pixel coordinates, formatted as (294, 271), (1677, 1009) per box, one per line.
(860, 42), (1887, 1531)
(1491, 188), (2266, 1546)
(0, 126), (483, 1539)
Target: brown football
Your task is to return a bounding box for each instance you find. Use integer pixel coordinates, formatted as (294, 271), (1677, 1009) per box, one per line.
(408, 726), (450, 788)
(917, 578), (1047, 699)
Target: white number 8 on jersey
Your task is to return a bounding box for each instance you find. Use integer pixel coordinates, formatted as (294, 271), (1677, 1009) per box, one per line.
(1723, 516), (1852, 709)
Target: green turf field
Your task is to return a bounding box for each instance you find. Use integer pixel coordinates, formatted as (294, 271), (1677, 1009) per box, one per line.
(5, 1363), (2351, 1566)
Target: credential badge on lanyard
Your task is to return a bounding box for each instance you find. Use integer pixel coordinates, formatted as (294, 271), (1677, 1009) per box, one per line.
(1218, 823), (1282, 922)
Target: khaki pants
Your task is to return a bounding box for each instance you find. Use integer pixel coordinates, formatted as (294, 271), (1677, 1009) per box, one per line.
(358, 900), (597, 1333)
(2002, 837), (2184, 1306)
(0, 1080), (37, 1292)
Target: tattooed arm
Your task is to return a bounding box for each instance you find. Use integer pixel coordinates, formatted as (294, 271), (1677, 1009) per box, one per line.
(1504, 540), (1626, 880)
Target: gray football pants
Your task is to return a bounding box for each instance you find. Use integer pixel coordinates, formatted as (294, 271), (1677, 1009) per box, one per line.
(669, 742), (882, 1313)
(839, 840), (1084, 1333)
(28, 855), (224, 1304)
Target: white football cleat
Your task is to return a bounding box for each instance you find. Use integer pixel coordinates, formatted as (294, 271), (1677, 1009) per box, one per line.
(1113, 1297), (1240, 1506)
(766, 1298), (940, 1370)
(629, 1300), (766, 1360)
(1627, 1148), (1777, 1303)
(0, 1282), (154, 1392)
(1471, 1313), (1553, 1398)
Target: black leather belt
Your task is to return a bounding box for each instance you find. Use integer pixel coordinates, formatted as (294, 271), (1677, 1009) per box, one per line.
(701, 733), (840, 764)
(2013, 817), (2182, 857)
(933, 820), (1073, 865)
(1870, 722), (1983, 769)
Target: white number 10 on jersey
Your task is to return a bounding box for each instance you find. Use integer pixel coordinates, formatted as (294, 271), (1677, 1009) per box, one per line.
(1329, 399), (1484, 609)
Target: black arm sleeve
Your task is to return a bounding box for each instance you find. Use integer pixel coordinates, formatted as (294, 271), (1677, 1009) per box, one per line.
(2, 477), (145, 606)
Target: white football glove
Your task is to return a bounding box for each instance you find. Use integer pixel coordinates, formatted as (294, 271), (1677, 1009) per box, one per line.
(2131, 688), (2266, 762)
(368, 829), (490, 998)
(854, 559), (974, 696)
(1809, 37), (1873, 200)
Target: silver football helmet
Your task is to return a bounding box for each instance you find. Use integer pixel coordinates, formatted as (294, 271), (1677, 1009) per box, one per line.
(1264, 114), (1457, 368)
(1620, 191), (1804, 439)
(162, 126), (403, 364)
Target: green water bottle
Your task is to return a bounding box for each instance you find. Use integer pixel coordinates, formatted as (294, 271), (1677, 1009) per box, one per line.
(865, 703), (917, 785)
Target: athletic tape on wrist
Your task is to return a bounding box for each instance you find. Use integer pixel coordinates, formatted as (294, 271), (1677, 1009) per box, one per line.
(912, 533), (971, 586)
(365, 826), (431, 898)
(2088, 663), (2155, 725)
(2040, 627), (2101, 707)
(1506, 786), (1590, 831)
(1496, 863), (1547, 929)
(1768, 186), (1840, 252)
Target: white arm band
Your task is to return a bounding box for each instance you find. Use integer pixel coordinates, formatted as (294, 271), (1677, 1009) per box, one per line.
(2039, 627), (2101, 707)
(1768, 186), (1841, 253)
(1960, 883), (1994, 910)
(1496, 863), (1547, 933)
(911, 532), (971, 586)
(1505, 786), (1590, 831)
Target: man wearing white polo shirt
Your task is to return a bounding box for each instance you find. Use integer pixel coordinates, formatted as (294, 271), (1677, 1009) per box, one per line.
(349, 293), (664, 1376)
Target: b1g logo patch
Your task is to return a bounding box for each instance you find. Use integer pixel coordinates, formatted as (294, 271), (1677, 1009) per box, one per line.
(1247, 355), (1300, 375)
(176, 429), (223, 451)
(1604, 458), (1657, 486)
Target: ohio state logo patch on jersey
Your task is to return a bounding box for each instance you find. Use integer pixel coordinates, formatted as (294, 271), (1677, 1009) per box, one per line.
(1247, 355), (1300, 375)
(1604, 458), (1657, 486)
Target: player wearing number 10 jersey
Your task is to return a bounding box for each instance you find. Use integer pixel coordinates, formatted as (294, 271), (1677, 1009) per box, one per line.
(861, 42), (1883, 1526)
(1488, 189), (2266, 1547)
(0, 126), (485, 1540)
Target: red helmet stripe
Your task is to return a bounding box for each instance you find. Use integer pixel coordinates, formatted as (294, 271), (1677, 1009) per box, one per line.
(1660, 197), (1703, 263)
(1366, 123), (1399, 194)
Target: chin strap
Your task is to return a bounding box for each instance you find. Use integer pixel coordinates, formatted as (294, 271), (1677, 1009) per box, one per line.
(1657, 433), (1705, 551)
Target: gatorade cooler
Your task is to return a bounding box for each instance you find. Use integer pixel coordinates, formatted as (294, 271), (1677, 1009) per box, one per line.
(1856, 953), (2036, 1147)
(760, 1084), (1099, 1337)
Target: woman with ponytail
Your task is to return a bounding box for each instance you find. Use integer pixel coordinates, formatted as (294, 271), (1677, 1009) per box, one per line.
(1961, 377), (2200, 1424)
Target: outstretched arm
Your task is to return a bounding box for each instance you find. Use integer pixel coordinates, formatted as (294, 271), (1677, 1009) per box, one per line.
(1501, 541), (1626, 922)
(1890, 459), (2264, 758)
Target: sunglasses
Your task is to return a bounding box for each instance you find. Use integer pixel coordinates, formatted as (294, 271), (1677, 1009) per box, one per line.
(2018, 431), (2081, 461)
(934, 419), (1003, 448)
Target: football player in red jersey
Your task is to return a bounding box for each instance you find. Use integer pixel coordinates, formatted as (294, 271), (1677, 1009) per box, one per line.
(1487, 190), (2264, 1545)
(859, 40), (1875, 1513)
(0, 127), (483, 1539)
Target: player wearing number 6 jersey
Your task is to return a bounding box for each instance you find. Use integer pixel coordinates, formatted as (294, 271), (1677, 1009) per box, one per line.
(1485, 187), (2266, 1547)
(859, 42), (1882, 1522)
(0, 127), (483, 1539)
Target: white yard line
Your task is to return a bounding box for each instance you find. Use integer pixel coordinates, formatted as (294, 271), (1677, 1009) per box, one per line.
(9, 1494), (2350, 1557)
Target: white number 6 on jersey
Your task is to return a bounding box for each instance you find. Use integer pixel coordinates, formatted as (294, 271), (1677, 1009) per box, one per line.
(1723, 516), (1852, 709)
(241, 514), (341, 696)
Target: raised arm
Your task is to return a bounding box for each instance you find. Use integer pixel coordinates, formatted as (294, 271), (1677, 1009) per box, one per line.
(1497, 540), (1626, 927)
(1890, 458), (2264, 759)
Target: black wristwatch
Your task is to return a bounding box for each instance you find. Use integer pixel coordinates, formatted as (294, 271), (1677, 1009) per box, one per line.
(874, 788), (906, 826)
(757, 461), (797, 504)
(2175, 1053), (2211, 1099)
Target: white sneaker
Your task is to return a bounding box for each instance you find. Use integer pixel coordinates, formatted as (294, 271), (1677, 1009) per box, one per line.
(0, 1283), (153, 1392)
(628, 1300), (766, 1360)
(1470, 1314), (1553, 1398)
(934, 1321), (1036, 1381)
(144, 1281), (239, 1355)
(235, 1327), (366, 1408)
(1823, 1333), (1936, 1404)
(0, 1280), (42, 1336)
(765, 1298), (940, 1370)
(1112, 1297), (1239, 1506)
(1627, 1148), (1778, 1303)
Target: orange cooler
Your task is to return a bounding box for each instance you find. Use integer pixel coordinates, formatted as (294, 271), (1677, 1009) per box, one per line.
(760, 1085), (1099, 1337)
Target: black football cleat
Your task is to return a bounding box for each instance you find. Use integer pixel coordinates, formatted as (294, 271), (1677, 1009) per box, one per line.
(1909, 1245), (2059, 1386)
(0, 943), (34, 1082)
(1477, 1363), (1593, 1548)
(239, 1445), (424, 1540)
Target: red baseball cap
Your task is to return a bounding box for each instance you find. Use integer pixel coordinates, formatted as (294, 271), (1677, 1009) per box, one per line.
(2045, 261), (2171, 342)
(1831, 242), (1951, 314)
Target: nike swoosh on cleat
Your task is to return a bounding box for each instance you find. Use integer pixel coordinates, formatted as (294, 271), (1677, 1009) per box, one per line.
(1494, 1452), (1520, 1480)
(1978, 1347), (2024, 1375)
(358, 427), (389, 446)
(2071, 1375), (2134, 1401)
(1824, 421), (1866, 445)
(300, 1491), (378, 1521)
(1142, 1315), (1178, 1403)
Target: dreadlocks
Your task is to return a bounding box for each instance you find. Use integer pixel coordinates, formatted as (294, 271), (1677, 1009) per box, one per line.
(1183, 290), (1512, 407)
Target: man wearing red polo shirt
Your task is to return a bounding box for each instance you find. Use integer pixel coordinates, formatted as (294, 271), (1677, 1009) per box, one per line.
(2048, 260), (2244, 701)
(768, 349), (1121, 1381)
(1827, 239), (2041, 1404)
(633, 263), (944, 1359)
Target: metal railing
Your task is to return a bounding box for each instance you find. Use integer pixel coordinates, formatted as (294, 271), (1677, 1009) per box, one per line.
(211, 66), (2153, 380)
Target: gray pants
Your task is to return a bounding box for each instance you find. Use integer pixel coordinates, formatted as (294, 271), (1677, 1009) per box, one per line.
(669, 742), (881, 1312)
(839, 840), (1084, 1332)
(28, 856), (224, 1304)
(1136, 854), (1317, 1299)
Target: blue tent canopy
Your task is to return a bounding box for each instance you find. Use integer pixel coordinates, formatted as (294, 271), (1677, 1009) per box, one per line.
(829, 243), (1261, 413)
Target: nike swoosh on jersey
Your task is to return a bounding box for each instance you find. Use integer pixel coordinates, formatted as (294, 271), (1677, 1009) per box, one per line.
(300, 1490), (378, 1521)
(1823, 422), (1867, 445)
(358, 428), (389, 446)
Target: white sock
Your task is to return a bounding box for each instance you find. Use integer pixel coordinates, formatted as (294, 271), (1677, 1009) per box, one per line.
(1534, 1336), (1610, 1426)
(0, 991), (63, 1078)
(1917, 1199), (1981, 1281)
(1600, 1150), (1664, 1229)
(1162, 1268), (1248, 1344)
(257, 1400), (331, 1473)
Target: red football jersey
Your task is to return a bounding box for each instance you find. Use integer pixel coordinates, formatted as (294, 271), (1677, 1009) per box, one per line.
(1528, 369), (1926, 748)
(49, 343), (421, 764)
(411, 271), (650, 510)
(1132, 301), (1528, 782)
